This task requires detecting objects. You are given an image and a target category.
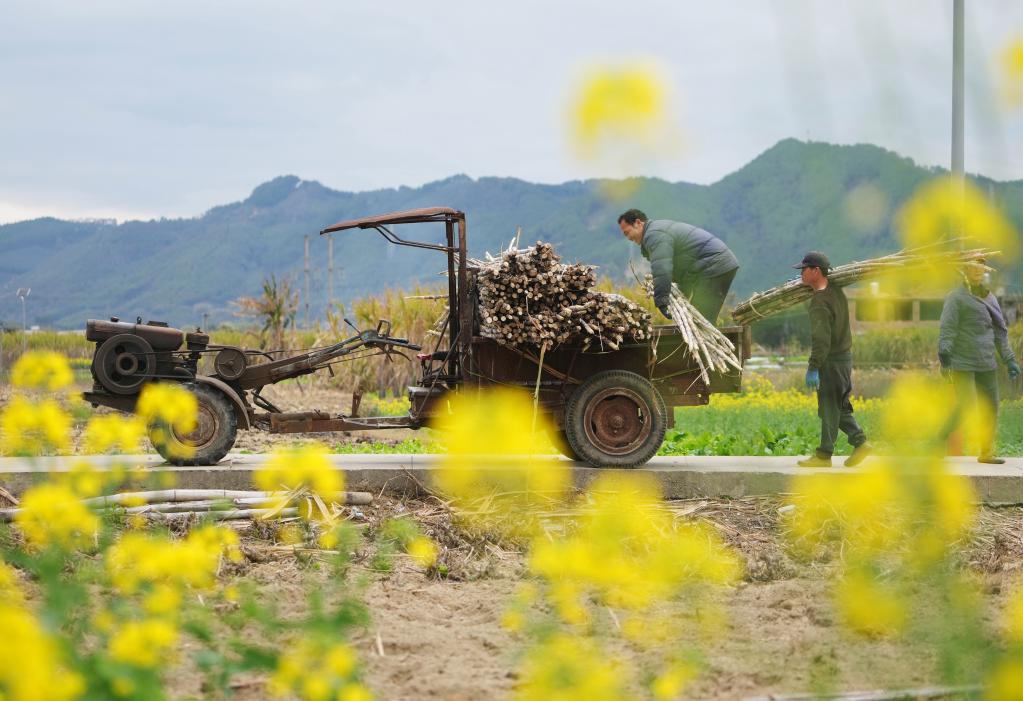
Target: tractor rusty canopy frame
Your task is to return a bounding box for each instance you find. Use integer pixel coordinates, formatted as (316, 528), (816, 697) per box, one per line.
(320, 207), (470, 380)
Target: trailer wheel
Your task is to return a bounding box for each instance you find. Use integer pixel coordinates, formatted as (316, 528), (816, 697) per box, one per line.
(549, 429), (580, 461)
(148, 383), (237, 466)
(564, 370), (666, 467)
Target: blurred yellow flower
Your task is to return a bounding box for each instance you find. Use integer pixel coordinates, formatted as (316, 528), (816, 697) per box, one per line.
(106, 525), (240, 594)
(83, 414), (144, 454)
(135, 382), (197, 435)
(834, 570), (906, 636)
(405, 536), (438, 568)
(987, 657), (1023, 701)
(651, 658), (698, 701)
(0, 396), (71, 455)
(254, 443), (343, 509)
(997, 38), (1023, 107)
(529, 473), (740, 620)
(895, 177), (1018, 269)
(0, 603), (84, 701)
(108, 618), (179, 668)
(432, 388), (568, 532)
(269, 639), (367, 701)
(15, 483), (99, 550)
(515, 634), (630, 701)
(570, 63), (671, 154)
(10, 351), (74, 392)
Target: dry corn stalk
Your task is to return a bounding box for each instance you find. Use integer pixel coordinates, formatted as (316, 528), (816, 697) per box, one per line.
(733, 246), (998, 324)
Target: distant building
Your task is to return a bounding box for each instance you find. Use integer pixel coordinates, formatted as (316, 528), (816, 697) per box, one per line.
(845, 282), (1021, 331)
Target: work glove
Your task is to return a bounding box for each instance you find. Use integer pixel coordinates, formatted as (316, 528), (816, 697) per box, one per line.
(1009, 360), (1022, 381)
(805, 368), (820, 391)
(657, 304), (671, 320)
(939, 352), (952, 381)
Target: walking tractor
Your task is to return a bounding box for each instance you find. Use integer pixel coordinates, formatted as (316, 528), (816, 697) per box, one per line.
(83, 208), (750, 467)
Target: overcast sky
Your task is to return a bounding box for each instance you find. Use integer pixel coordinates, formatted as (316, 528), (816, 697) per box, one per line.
(1, 0), (1021, 224)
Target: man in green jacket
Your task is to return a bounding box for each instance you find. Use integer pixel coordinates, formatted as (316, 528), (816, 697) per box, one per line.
(939, 260), (1021, 464)
(618, 209), (739, 325)
(794, 251), (871, 468)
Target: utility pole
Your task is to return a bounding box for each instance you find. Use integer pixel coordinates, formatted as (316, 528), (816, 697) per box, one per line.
(304, 235), (310, 329)
(951, 0), (965, 241)
(16, 288), (30, 353)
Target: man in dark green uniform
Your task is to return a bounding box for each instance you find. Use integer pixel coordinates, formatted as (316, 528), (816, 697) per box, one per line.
(794, 252), (871, 468)
(618, 209), (739, 325)
(939, 260), (1021, 464)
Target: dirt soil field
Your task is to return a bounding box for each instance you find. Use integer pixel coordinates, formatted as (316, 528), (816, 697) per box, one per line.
(152, 494), (1023, 701)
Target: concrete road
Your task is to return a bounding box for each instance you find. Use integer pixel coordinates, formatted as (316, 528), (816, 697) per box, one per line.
(2, 453), (1022, 502)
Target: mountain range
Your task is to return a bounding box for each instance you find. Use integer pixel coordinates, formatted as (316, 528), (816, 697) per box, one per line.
(2, 138), (1021, 330)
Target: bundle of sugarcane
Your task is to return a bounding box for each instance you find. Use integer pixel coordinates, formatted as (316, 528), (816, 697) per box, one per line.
(732, 246), (999, 325)
(0, 489), (374, 523)
(472, 242), (652, 350)
(651, 281), (742, 385)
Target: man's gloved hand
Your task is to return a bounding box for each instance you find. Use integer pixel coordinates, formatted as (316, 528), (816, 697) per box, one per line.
(939, 352), (952, 381)
(657, 304), (671, 320)
(805, 368), (820, 391)
(1009, 360), (1022, 380)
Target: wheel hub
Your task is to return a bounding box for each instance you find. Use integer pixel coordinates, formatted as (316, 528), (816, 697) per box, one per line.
(173, 400), (218, 448)
(583, 387), (652, 456)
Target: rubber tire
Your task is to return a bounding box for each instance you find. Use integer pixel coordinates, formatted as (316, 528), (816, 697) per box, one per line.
(564, 370), (666, 468)
(148, 383), (237, 466)
(549, 429), (581, 461)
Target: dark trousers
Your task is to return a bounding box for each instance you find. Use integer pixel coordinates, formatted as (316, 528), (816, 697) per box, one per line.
(816, 358), (866, 457)
(684, 268), (738, 325)
(948, 370), (999, 456)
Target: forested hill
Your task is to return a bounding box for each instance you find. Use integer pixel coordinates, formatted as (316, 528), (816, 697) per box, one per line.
(2, 139), (1021, 330)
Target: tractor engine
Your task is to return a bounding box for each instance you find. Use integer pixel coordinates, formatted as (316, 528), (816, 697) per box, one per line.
(86, 317), (210, 395)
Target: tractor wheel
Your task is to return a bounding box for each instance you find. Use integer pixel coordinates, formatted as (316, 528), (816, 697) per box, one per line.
(148, 383), (237, 466)
(564, 370), (666, 468)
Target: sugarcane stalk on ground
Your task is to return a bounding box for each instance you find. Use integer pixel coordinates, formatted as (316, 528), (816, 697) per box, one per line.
(732, 246), (998, 324)
(0, 489), (373, 522)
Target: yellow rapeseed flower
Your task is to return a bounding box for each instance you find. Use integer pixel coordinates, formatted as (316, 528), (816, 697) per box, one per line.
(108, 618), (179, 668)
(405, 536), (438, 568)
(529, 473), (740, 618)
(254, 443), (343, 509)
(83, 414), (144, 454)
(997, 38), (1023, 107)
(987, 657), (1023, 701)
(269, 639), (366, 701)
(896, 177), (1018, 274)
(15, 483), (99, 550)
(0, 561), (24, 606)
(135, 383), (197, 435)
(651, 658), (698, 701)
(515, 634), (630, 701)
(432, 388), (568, 536)
(0, 603), (84, 701)
(106, 525), (240, 594)
(569, 63), (675, 164)
(834, 569), (906, 636)
(0, 396), (71, 455)
(10, 351), (74, 392)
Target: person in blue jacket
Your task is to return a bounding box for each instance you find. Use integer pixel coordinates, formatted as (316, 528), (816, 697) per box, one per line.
(617, 209), (739, 325)
(939, 259), (1021, 464)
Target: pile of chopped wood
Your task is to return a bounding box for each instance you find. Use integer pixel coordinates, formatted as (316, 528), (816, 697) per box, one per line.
(732, 246), (998, 324)
(473, 242), (652, 350)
